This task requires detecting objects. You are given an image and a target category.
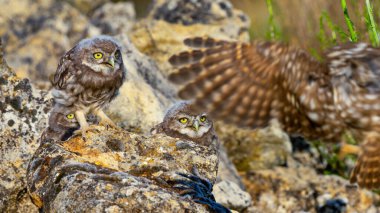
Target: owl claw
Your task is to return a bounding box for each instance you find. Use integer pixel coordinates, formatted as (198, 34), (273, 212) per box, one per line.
(73, 125), (99, 136)
(338, 143), (361, 160)
(96, 111), (118, 129)
(99, 119), (118, 129)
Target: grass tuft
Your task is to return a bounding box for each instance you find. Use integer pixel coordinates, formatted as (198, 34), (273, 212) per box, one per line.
(265, 0), (281, 41)
(341, 0), (359, 42)
(365, 0), (380, 46)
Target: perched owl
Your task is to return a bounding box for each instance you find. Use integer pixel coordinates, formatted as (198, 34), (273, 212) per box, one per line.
(169, 37), (380, 189)
(41, 106), (79, 142)
(152, 102), (227, 210)
(152, 101), (218, 148)
(51, 35), (126, 134)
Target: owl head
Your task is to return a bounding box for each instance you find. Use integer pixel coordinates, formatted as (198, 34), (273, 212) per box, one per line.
(74, 35), (124, 76)
(48, 105), (79, 140)
(161, 101), (213, 139)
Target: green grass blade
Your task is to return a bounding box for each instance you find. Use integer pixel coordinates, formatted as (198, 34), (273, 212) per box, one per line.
(341, 0), (358, 42)
(265, 0), (280, 41)
(365, 0), (379, 46)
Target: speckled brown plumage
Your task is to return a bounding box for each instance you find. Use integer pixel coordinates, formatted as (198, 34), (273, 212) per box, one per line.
(169, 37), (380, 189)
(152, 101), (218, 148)
(41, 106), (79, 142)
(51, 36), (126, 134)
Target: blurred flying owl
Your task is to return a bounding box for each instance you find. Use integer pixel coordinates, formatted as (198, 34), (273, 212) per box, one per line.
(152, 101), (218, 149)
(169, 37), (380, 189)
(51, 36), (126, 134)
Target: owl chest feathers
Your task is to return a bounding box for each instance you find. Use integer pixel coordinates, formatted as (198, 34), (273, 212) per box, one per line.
(52, 65), (124, 111)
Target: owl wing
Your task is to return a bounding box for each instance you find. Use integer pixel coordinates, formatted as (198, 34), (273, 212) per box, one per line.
(52, 47), (76, 89)
(350, 132), (380, 189)
(169, 37), (317, 130)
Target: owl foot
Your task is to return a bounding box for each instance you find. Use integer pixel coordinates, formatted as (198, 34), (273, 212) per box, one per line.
(96, 110), (118, 129)
(99, 118), (118, 129)
(168, 167), (231, 213)
(73, 125), (100, 136)
(338, 143), (360, 160)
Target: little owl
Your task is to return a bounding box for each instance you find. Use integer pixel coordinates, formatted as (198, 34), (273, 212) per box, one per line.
(41, 106), (79, 142)
(169, 37), (380, 189)
(152, 101), (229, 212)
(152, 101), (218, 150)
(51, 36), (126, 134)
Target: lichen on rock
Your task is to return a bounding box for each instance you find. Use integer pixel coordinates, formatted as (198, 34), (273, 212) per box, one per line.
(0, 38), (49, 213)
(27, 126), (218, 212)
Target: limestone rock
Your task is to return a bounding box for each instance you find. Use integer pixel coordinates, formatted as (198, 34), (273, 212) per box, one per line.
(152, 0), (237, 25)
(27, 126), (218, 212)
(0, 0), (100, 89)
(0, 39), (49, 212)
(217, 144), (245, 189)
(214, 180), (252, 211)
(243, 162), (380, 213)
(215, 122), (292, 172)
(106, 35), (176, 133)
(63, 0), (108, 14)
(91, 2), (136, 35)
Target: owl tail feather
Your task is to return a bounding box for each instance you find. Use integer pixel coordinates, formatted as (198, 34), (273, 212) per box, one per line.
(350, 132), (380, 189)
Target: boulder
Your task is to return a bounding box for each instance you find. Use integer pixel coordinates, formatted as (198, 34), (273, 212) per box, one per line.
(27, 126), (218, 212)
(0, 0), (100, 89)
(0, 39), (49, 212)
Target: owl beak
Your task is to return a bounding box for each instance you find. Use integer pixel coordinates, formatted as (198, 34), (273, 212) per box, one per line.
(107, 57), (115, 68)
(192, 120), (200, 131)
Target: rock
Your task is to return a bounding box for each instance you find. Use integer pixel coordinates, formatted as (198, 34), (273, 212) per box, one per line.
(217, 144), (245, 189)
(0, 39), (49, 212)
(215, 122), (292, 172)
(242, 163), (380, 212)
(27, 126), (219, 212)
(63, 0), (108, 14)
(214, 180), (252, 211)
(106, 35), (175, 133)
(129, 0), (250, 76)
(152, 0), (237, 25)
(91, 2), (136, 35)
(1, 0), (100, 89)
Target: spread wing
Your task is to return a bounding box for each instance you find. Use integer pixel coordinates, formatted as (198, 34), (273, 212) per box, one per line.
(168, 37), (330, 137)
(169, 37), (286, 128)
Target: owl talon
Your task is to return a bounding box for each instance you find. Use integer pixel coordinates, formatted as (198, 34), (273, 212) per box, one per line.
(338, 144), (361, 160)
(96, 110), (118, 129)
(73, 125), (99, 136)
(99, 119), (118, 129)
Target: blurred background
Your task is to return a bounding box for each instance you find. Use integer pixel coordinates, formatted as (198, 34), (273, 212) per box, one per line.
(2, 0), (380, 87)
(130, 0), (380, 50)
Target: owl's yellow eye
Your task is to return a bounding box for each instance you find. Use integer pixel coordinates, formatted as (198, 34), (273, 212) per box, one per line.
(200, 116), (207, 122)
(179, 117), (188, 124)
(66, 113), (75, 119)
(93, 52), (103, 59)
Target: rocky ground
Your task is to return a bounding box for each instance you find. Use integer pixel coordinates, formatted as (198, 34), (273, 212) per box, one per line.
(1, 0), (380, 212)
